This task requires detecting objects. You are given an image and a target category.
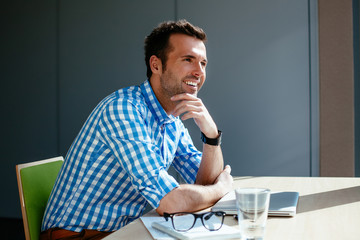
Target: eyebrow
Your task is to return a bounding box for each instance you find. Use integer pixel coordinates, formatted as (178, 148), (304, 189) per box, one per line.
(182, 54), (208, 63)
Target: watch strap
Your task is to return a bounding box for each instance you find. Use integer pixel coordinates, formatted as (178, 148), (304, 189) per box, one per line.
(200, 130), (222, 146)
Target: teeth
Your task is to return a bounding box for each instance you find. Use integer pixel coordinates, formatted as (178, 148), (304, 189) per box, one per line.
(185, 81), (197, 87)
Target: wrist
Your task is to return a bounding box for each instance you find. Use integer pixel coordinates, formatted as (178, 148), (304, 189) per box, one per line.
(201, 130), (222, 146)
(214, 178), (230, 198)
(202, 129), (218, 138)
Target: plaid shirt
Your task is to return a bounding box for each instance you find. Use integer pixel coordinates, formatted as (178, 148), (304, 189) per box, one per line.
(41, 80), (202, 232)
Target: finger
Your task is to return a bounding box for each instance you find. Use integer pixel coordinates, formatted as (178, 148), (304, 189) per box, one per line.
(180, 111), (203, 121)
(173, 99), (202, 110)
(172, 101), (202, 117)
(224, 165), (231, 174)
(171, 93), (198, 101)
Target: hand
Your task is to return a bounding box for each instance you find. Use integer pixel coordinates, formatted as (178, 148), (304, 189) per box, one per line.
(171, 93), (218, 138)
(214, 165), (233, 195)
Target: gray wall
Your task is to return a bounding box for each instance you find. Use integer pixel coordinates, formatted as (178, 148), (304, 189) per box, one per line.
(2, 0), (318, 218)
(179, 0), (315, 177)
(2, 0), (58, 219)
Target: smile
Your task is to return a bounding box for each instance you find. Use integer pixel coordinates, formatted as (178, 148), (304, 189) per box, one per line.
(185, 81), (197, 87)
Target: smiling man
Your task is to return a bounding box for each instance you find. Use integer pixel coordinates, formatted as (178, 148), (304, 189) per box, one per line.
(40, 20), (233, 240)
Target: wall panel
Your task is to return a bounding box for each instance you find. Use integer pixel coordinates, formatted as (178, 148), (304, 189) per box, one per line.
(178, 0), (312, 176)
(319, 0), (355, 176)
(1, 0), (58, 218)
(59, 0), (175, 154)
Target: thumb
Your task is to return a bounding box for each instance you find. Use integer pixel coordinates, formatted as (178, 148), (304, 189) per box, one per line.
(224, 165), (231, 174)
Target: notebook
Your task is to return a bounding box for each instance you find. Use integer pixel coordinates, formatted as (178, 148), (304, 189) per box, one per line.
(211, 190), (299, 217)
(150, 217), (240, 240)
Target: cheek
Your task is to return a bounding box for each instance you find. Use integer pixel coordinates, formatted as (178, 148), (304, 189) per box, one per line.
(201, 75), (206, 84)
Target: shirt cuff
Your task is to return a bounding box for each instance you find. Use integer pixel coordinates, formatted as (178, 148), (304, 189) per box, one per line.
(140, 170), (179, 209)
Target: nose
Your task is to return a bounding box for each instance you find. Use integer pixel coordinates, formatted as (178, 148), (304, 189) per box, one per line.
(192, 62), (206, 78)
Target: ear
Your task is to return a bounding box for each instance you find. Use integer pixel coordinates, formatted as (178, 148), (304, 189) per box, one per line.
(149, 55), (162, 75)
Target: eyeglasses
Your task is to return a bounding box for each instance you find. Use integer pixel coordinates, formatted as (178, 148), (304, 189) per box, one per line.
(163, 211), (226, 232)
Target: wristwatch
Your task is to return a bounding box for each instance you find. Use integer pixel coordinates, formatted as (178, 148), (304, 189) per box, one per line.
(200, 130), (222, 146)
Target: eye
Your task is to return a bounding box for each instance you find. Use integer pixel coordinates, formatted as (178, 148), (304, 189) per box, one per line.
(200, 60), (207, 68)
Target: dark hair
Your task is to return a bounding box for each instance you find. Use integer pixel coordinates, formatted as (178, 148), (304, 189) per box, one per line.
(144, 19), (207, 78)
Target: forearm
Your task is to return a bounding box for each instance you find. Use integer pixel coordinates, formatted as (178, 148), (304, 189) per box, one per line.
(170, 93), (224, 185)
(156, 181), (226, 215)
(195, 144), (224, 185)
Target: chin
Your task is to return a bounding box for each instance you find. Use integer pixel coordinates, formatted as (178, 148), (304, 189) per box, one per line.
(187, 91), (198, 96)
(183, 88), (198, 96)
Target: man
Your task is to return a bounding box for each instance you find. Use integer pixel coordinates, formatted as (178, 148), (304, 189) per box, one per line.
(41, 20), (233, 240)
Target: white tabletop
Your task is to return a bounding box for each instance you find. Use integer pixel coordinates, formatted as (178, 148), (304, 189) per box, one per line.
(104, 176), (360, 240)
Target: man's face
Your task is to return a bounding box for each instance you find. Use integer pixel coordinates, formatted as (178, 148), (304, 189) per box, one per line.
(159, 34), (207, 98)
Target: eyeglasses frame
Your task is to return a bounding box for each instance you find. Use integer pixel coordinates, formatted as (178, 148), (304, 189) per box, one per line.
(163, 211), (226, 232)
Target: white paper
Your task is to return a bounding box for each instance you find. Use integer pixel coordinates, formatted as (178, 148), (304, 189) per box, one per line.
(141, 216), (176, 240)
(141, 215), (240, 240)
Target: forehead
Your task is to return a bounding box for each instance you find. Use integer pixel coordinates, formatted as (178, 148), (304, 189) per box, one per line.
(167, 34), (207, 59)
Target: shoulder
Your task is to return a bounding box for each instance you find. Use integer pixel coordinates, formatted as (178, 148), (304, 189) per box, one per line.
(102, 85), (148, 118)
(118, 85), (146, 109)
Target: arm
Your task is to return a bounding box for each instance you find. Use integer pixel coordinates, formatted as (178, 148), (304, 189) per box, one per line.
(98, 99), (181, 209)
(170, 93), (224, 184)
(156, 166), (232, 215)
(196, 138), (224, 185)
(156, 93), (232, 215)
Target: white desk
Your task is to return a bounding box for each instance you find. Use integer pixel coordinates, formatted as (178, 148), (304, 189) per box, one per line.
(104, 177), (360, 240)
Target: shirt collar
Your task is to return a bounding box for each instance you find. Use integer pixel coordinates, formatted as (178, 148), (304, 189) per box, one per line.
(140, 80), (176, 124)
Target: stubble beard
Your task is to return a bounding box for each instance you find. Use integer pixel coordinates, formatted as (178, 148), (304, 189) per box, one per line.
(160, 74), (198, 99)
(160, 71), (200, 100)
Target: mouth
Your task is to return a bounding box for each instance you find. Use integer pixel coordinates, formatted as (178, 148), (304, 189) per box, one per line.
(185, 81), (198, 87)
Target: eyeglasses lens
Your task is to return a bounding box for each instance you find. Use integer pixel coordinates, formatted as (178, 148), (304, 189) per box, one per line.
(172, 213), (195, 231)
(202, 212), (223, 231)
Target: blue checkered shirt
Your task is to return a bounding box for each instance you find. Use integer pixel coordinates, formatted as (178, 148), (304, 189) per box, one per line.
(41, 80), (202, 232)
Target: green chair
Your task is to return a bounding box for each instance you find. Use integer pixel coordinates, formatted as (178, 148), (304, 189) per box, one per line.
(16, 156), (64, 240)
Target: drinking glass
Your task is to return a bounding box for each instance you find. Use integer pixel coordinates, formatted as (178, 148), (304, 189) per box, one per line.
(235, 188), (270, 240)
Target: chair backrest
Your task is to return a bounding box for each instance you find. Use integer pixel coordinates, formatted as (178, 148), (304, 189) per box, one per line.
(16, 156), (64, 240)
